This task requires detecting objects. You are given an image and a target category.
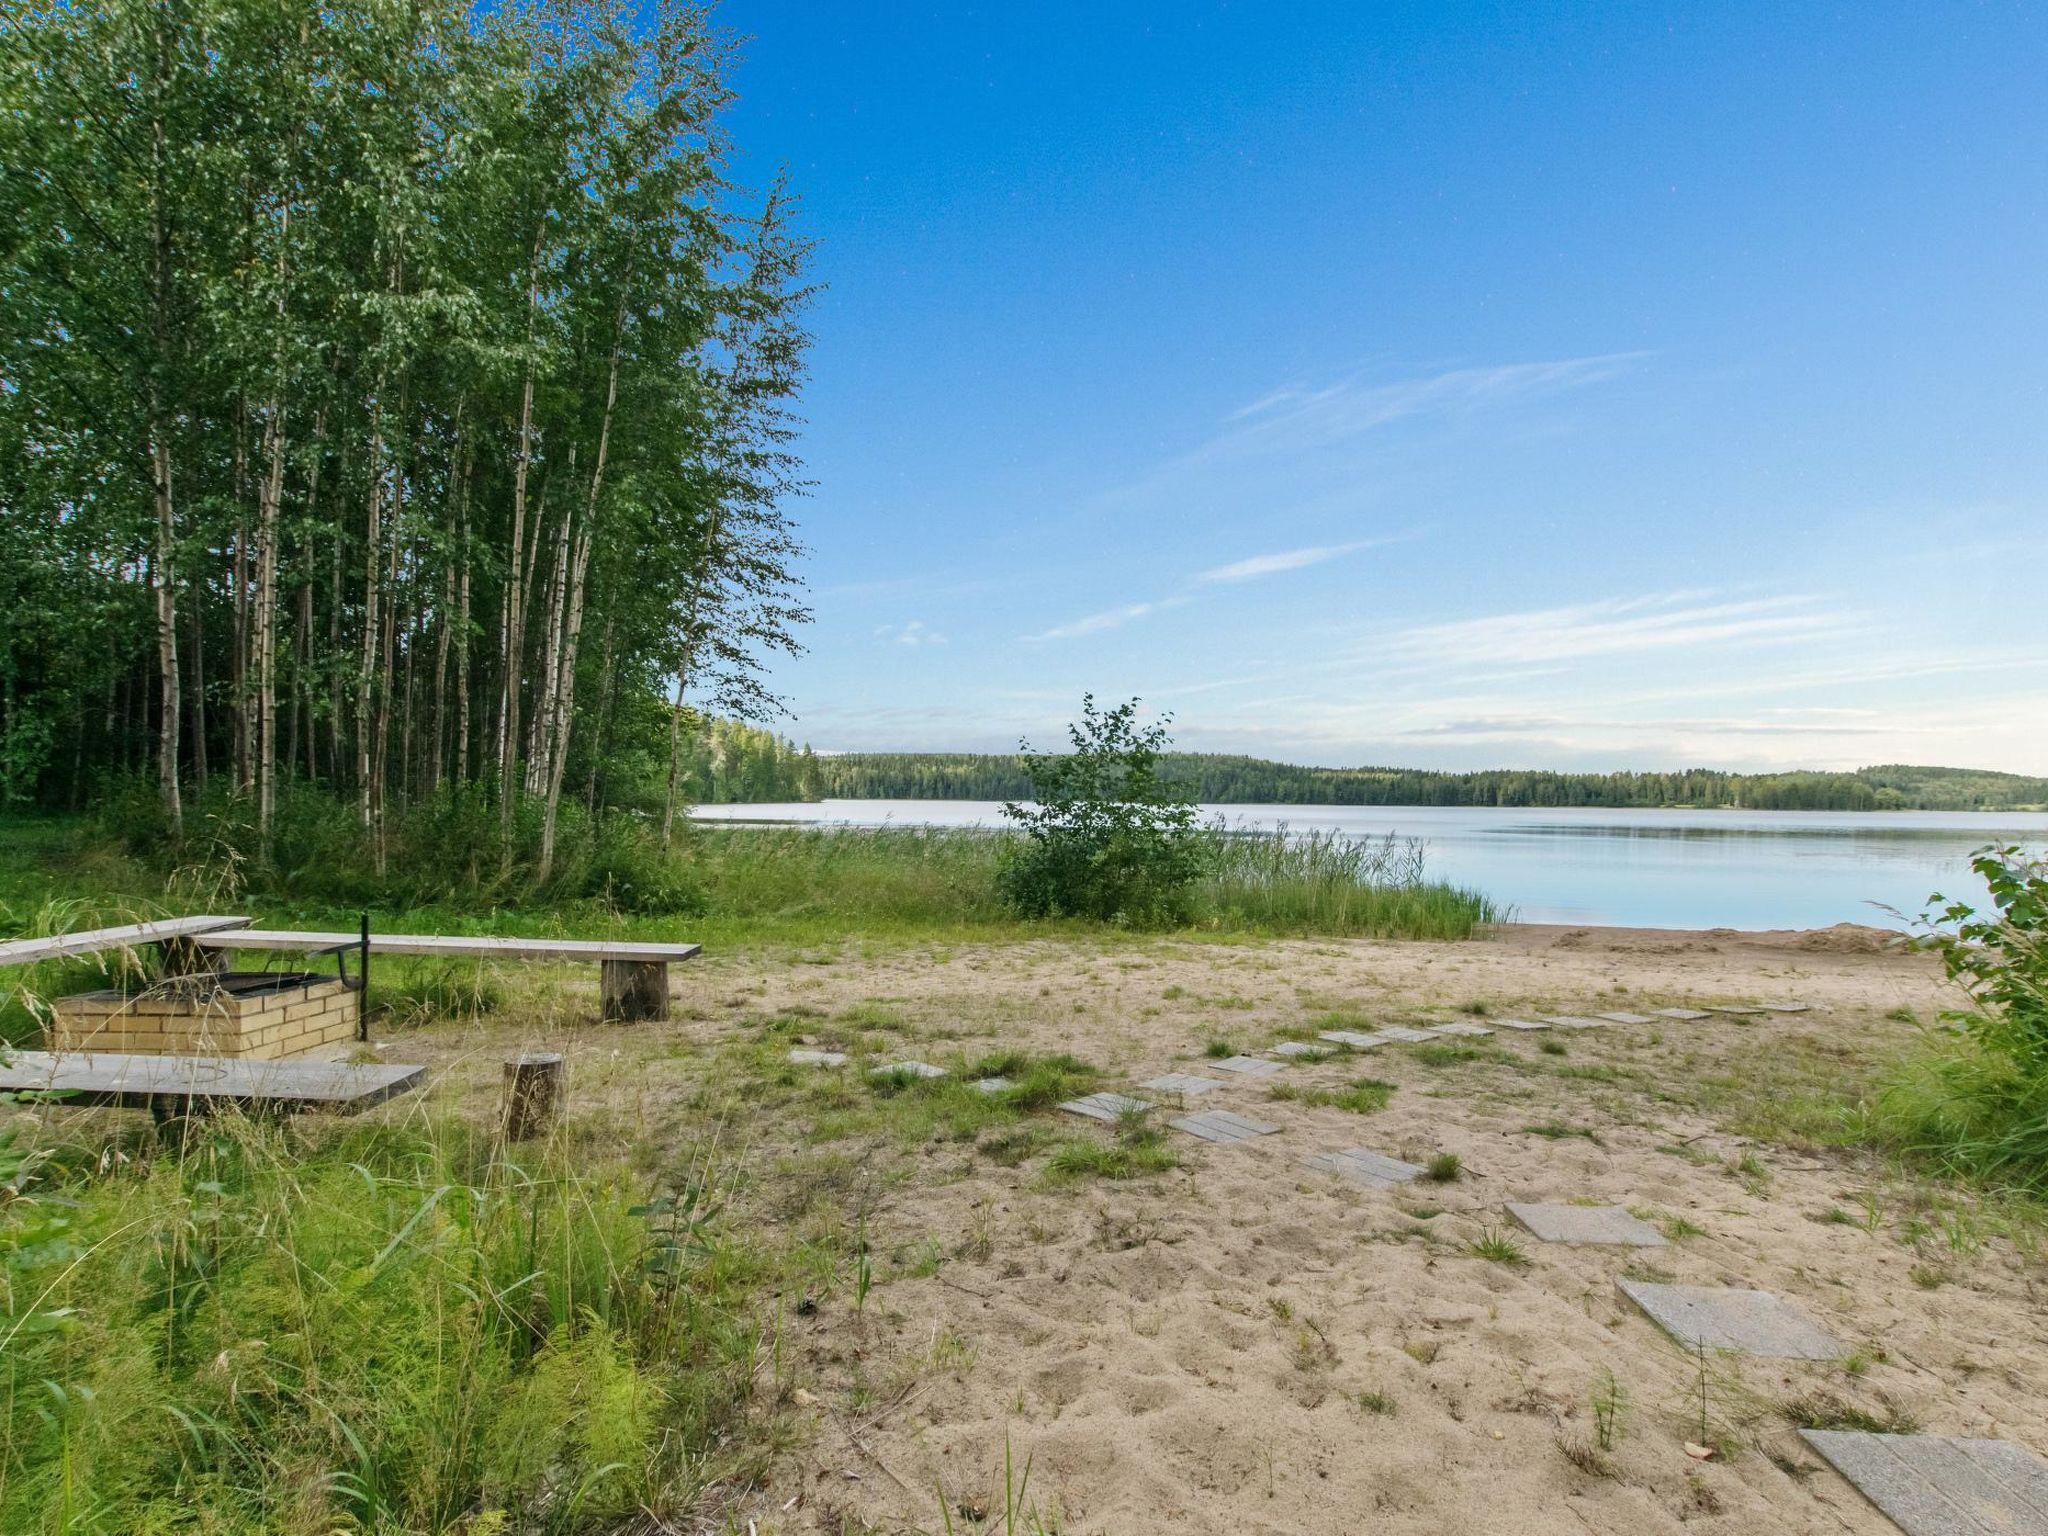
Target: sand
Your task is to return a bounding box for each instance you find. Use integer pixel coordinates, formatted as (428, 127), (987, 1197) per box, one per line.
(372, 924), (2048, 1531)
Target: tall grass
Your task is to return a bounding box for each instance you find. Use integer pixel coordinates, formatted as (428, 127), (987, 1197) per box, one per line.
(1198, 827), (1503, 938)
(0, 1111), (774, 1532)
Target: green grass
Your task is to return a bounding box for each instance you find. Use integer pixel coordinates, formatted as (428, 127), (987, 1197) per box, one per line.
(1268, 1077), (1396, 1115)
(1045, 1112), (1182, 1183)
(0, 1110), (782, 1533)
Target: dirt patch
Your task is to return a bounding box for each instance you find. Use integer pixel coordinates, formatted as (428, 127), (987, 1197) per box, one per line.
(354, 926), (2047, 1532)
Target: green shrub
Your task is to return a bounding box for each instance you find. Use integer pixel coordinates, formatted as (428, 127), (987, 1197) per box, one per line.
(996, 696), (1210, 925)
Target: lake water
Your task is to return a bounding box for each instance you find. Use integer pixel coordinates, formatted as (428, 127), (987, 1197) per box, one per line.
(690, 799), (2048, 931)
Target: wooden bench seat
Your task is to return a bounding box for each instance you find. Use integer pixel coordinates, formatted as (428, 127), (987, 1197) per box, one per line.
(0, 1049), (425, 1116)
(192, 929), (700, 1021)
(0, 915), (251, 969)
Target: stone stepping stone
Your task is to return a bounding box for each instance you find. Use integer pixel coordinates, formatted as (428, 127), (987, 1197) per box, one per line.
(1377, 1026), (1440, 1043)
(1146, 1073), (1220, 1097)
(1142, 1071), (1226, 1096)
(1491, 1017), (1552, 1031)
(1506, 1202), (1666, 1247)
(1317, 1029), (1387, 1048)
(1753, 1003), (1813, 1014)
(1652, 1008), (1713, 1021)
(1059, 1091), (1154, 1122)
(1595, 1011), (1654, 1025)
(1431, 1021), (1494, 1037)
(1540, 1015), (1613, 1030)
(1170, 1109), (1279, 1144)
(1303, 1147), (1424, 1187)
(1272, 1040), (1323, 1057)
(1617, 1278), (1839, 1359)
(1707, 1004), (1766, 1016)
(972, 1077), (1011, 1094)
(1211, 1055), (1284, 1075)
(870, 1060), (947, 1080)
(789, 1048), (848, 1067)
(1800, 1429), (2048, 1536)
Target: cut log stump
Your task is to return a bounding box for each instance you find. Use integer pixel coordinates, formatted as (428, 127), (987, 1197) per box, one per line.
(600, 959), (669, 1022)
(502, 1052), (565, 1142)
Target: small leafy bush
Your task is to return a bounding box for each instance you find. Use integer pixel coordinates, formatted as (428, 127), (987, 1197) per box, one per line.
(996, 696), (1210, 925)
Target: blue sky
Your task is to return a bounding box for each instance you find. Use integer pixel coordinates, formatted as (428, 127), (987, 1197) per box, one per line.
(715, 2), (2048, 774)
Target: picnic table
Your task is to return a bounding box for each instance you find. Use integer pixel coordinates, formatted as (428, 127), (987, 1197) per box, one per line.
(192, 929), (700, 1021)
(0, 1049), (425, 1119)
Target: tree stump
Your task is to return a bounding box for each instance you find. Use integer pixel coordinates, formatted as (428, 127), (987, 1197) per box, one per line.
(501, 1053), (564, 1142)
(600, 959), (669, 1022)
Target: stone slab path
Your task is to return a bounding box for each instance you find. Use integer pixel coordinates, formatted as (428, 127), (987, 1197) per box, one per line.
(870, 1060), (947, 1079)
(1210, 1055), (1284, 1075)
(1377, 1026), (1439, 1043)
(1596, 1011), (1655, 1024)
(1754, 1002), (1814, 1013)
(1141, 1072), (1225, 1096)
(1618, 1278), (1840, 1359)
(1059, 1091), (1154, 1122)
(789, 1049), (847, 1066)
(1303, 1147), (1425, 1187)
(1492, 1017), (1552, 1031)
(1272, 1040), (1322, 1057)
(1800, 1430), (2048, 1536)
(1506, 1202), (1666, 1247)
(1652, 1008), (1713, 1020)
(972, 1076), (1010, 1094)
(1541, 1015), (1614, 1029)
(1171, 1109), (1280, 1144)
(1431, 1021), (1494, 1037)
(1317, 1029), (1386, 1048)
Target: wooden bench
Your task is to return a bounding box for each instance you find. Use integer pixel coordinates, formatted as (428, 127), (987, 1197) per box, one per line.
(192, 930), (701, 1021)
(0, 1049), (425, 1119)
(0, 915), (252, 973)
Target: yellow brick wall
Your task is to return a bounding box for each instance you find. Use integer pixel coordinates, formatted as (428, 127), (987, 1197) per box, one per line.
(50, 981), (359, 1059)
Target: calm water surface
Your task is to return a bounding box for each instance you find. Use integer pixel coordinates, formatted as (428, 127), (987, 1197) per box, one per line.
(691, 799), (2048, 930)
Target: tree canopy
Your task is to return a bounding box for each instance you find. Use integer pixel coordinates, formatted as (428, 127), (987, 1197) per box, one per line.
(0, 0), (811, 873)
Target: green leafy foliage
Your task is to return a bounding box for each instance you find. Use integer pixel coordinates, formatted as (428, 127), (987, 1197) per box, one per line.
(997, 697), (1211, 925)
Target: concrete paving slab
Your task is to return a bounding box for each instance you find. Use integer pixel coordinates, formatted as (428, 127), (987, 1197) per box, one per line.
(1491, 1017), (1552, 1031)
(1431, 1021), (1494, 1037)
(1171, 1109), (1280, 1144)
(1059, 1091), (1154, 1122)
(1303, 1147), (1425, 1187)
(1506, 1202), (1666, 1246)
(972, 1077), (1011, 1094)
(1652, 1008), (1713, 1020)
(1141, 1072), (1226, 1096)
(1618, 1279), (1840, 1359)
(1707, 1004), (1766, 1016)
(1378, 1026), (1439, 1042)
(1596, 1012), (1655, 1025)
(1753, 1003), (1814, 1014)
(1272, 1040), (1323, 1057)
(1541, 1015), (1613, 1029)
(1317, 1029), (1386, 1048)
(1211, 1055), (1285, 1075)
(789, 1049), (847, 1067)
(1800, 1430), (2048, 1536)
(870, 1060), (947, 1080)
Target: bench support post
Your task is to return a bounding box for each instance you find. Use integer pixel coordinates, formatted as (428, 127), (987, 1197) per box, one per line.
(502, 1053), (565, 1141)
(601, 959), (668, 1022)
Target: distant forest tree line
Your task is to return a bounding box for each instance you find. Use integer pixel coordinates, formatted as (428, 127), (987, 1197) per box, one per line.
(788, 754), (2048, 812)
(1, 1), (810, 875)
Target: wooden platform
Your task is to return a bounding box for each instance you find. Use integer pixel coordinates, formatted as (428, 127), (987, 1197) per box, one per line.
(0, 916), (251, 968)
(0, 1050), (425, 1113)
(194, 929), (700, 1021)
(191, 930), (699, 964)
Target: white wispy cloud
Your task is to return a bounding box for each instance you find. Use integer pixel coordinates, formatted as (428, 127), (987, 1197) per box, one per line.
(874, 619), (947, 647)
(1386, 592), (1857, 667)
(1194, 538), (1387, 585)
(1021, 599), (1183, 644)
(1193, 352), (1647, 462)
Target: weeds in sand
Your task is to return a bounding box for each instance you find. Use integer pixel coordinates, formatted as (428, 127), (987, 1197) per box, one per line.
(1202, 1038), (1236, 1058)
(1270, 1077), (1396, 1115)
(1423, 1152), (1463, 1182)
(1413, 1042), (1498, 1068)
(1401, 1339), (1441, 1365)
(1660, 1213), (1706, 1240)
(1727, 1151), (1773, 1196)
(963, 1198), (997, 1262)
(1354, 1388), (1397, 1415)
(1045, 1112), (1181, 1183)
(1592, 1369), (1630, 1451)
(1782, 1392), (1920, 1435)
(1909, 1262), (1947, 1289)
(1470, 1228), (1528, 1268)
(1525, 1121), (1601, 1144)
(854, 1219), (874, 1318)
(1539, 1040), (1568, 1057)
(1555, 1434), (1617, 1479)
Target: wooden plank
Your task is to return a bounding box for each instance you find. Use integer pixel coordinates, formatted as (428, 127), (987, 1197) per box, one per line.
(192, 929), (700, 964)
(0, 916), (251, 968)
(0, 1050), (425, 1112)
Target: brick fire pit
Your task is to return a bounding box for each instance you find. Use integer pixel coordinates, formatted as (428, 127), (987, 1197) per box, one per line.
(50, 971), (361, 1061)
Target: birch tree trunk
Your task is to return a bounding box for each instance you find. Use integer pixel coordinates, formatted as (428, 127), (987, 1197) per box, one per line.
(499, 227), (544, 844)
